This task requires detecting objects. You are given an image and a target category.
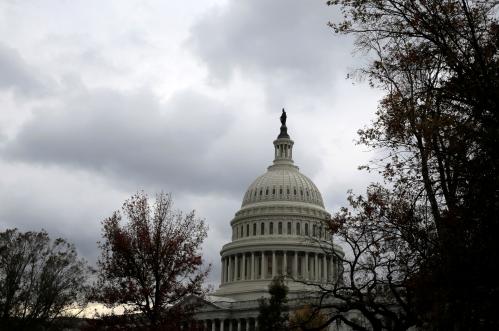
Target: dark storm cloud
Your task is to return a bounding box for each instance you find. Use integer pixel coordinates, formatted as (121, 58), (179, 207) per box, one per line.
(0, 43), (50, 97)
(2, 86), (264, 195)
(188, 0), (350, 90)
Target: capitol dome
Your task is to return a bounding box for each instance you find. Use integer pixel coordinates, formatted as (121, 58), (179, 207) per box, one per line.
(215, 110), (343, 300)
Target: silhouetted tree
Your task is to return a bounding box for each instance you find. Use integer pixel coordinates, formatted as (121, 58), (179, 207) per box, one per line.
(0, 228), (91, 330)
(322, 0), (499, 329)
(258, 277), (289, 331)
(94, 192), (210, 329)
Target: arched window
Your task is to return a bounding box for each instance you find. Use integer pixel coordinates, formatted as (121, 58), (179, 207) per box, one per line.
(253, 223), (257, 236)
(287, 222), (291, 235)
(313, 224), (317, 237)
(296, 223), (301, 235)
(246, 224), (250, 236)
(241, 225), (244, 237)
(272, 188), (276, 195)
(305, 223), (309, 236)
(270, 222), (274, 235)
(261, 222), (265, 235)
(278, 222), (282, 234)
(279, 187), (283, 195)
(265, 188), (269, 195)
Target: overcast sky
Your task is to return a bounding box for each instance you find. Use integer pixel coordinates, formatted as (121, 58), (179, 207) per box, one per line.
(0, 0), (382, 287)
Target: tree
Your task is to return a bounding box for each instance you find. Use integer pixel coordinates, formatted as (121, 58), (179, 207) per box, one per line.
(258, 276), (289, 331)
(321, 186), (427, 331)
(94, 192), (210, 329)
(322, 0), (499, 329)
(0, 228), (90, 330)
(289, 304), (328, 331)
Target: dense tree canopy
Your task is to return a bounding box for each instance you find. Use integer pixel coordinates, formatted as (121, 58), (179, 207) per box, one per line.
(94, 192), (210, 328)
(258, 277), (289, 331)
(315, 0), (499, 329)
(0, 229), (90, 330)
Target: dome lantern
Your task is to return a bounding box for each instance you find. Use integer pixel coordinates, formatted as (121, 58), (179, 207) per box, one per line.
(272, 108), (296, 168)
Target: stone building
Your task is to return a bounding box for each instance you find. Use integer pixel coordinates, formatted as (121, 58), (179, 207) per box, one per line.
(190, 112), (345, 331)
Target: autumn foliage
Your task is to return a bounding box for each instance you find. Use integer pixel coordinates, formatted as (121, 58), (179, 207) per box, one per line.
(317, 0), (499, 329)
(94, 192), (210, 328)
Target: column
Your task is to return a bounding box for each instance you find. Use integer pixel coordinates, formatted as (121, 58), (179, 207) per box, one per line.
(242, 254), (246, 280)
(228, 257), (232, 282)
(272, 251), (276, 278)
(251, 252), (255, 280)
(204, 320), (208, 331)
(212, 320), (216, 331)
(255, 319), (259, 331)
(315, 254), (319, 281)
(262, 251), (267, 279)
(237, 319), (241, 331)
(229, 320), (233, 331)
(221, 258), (225, 284)
(221, 319), (224, 331)
(305, 252), (309, 280)
(235, 254), (239, 280)
(323, 255), (327, 282)
(283, 251), (287, 275)
(293, 251), (298, 278)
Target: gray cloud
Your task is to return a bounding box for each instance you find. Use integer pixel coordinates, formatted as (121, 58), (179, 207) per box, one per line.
(188, 0), (350, 92)
(1, 86), (272, 196)
(0, 43), (50, 97)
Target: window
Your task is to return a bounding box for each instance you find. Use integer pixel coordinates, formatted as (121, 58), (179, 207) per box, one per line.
(267, 255), (273, 276)
(265, 188), (269, 195)
(287, 187), (290, 194)
(261, 222), (265, 235)
(259, 189), (263, 196)
(296, 223), (301, 235)
(294, 188), (297, 195)
(272, 188), (275, 195)
(305, 223), (309, 236)
(253, 223), (257, 236)
(298, 254), (302, 276)
(287, 222), (291, 235)
(279, 187), (283, 194)
(246, 224), (250, 236)
(270, 222), (274, 235)
(278, 222), (282, 234)
(313, 224), (316, 237)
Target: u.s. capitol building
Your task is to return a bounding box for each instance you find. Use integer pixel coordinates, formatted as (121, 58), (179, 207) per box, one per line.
(191, 111), (345, 331)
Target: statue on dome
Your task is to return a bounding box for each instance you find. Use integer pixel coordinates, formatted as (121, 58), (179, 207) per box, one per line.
(280, 108), (287, 126)
(278, 108), (289, 139)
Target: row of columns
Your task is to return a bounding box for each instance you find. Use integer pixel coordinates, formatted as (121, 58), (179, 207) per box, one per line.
(184, 317), (257, 331)
(221, 250), (338, 284)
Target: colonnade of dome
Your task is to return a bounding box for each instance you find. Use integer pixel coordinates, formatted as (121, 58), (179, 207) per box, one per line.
(221, 249), (339, 284)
